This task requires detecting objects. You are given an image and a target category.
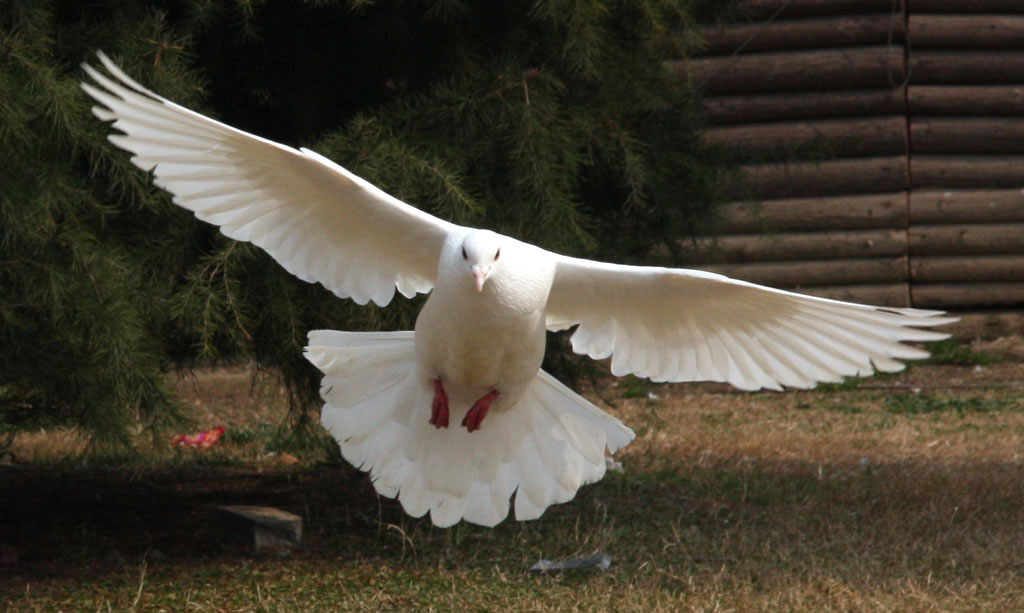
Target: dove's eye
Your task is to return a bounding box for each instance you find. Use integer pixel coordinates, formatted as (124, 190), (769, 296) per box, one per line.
(494, 248), (501, 261)
(462, 247), (467, 260)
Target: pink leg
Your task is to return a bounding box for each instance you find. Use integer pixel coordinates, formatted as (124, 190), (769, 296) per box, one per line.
(430, 378), (449, 428)
(462, 390), (500, 433)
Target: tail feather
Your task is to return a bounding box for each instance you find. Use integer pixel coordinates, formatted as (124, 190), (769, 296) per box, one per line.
(304, 329), (636, 528)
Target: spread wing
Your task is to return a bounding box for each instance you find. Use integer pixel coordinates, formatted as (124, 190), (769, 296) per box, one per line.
(545, 256), (956, 391)
(81, 52), (461, 306)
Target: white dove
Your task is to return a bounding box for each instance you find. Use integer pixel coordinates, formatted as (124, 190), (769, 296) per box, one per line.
(81, 52), (956, 528)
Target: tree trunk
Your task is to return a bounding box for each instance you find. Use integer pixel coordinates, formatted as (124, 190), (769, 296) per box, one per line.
(910, 51), (1024, 84)
(911, 255), (1024, 282)
(909, 223), (1024, 255)
(908, 85), (1024, 116)
(673, 46), (906, 95)
(697, 14), (903, 56)
(704, 89), (906, 124)
(799, 284), (910, 307)
(703, 256), (908, 287)
(683, 229), (908, 263)
(725, 156), (909, 200)
(911, 118), (1024, 154)
(911, 156), (1024, 188)
(909, 15), (1024, 49)
(907, 0), (1024, 13)
(912, 283), (1024, 307)
(716, 193), (908, 233)
(909, 189), (1024, 224)
(741, 0), (898, 19)
(704, 116), (907, 157)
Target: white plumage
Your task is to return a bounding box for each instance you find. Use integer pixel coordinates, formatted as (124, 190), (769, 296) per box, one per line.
(82, 52), (955, 527)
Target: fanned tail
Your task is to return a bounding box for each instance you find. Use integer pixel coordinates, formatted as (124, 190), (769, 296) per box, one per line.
(304, 330), (635, 527)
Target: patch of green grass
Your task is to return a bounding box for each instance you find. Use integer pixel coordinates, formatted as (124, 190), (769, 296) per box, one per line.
(222, 423), (276, 445)
(816, 378), (862, 393)
(925, 338), (1002, 366)
(884, 393), (1022, 415)
(618, 375), (659, 399)
(263, 423), (341, 462)
(797, 400), (866, 414)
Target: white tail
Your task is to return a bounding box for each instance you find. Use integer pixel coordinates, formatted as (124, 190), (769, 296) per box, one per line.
(304, 330), (635, 527)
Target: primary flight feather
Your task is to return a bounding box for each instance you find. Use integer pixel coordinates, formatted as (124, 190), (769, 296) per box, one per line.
(82, 52), (955, 527)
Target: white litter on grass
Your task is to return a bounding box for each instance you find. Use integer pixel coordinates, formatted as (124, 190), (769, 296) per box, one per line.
(529, 553), (612, 573)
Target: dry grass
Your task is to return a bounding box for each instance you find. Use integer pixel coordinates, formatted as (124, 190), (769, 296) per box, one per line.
(4, 342), (1024, 611)
(5, 428), (90, 463)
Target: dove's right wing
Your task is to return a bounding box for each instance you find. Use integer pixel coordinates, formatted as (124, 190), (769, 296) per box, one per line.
(82, 52), (461, 306)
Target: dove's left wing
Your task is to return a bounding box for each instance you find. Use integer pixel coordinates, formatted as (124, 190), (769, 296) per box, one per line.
(545, 256), (956, 391)
(82, 52), (460, 307)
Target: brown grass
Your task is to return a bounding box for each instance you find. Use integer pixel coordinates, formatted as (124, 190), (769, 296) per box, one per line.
(3, 342), (1024, 611)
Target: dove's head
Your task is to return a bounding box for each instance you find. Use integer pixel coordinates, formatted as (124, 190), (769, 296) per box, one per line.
(460, 230), (504, 292)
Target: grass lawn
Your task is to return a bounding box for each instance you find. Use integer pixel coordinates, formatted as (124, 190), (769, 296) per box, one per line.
(3, 337), (1024, 611)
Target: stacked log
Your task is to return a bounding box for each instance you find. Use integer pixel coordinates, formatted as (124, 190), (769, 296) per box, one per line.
(703, 116), (907, 158)
(685, 2), (912, 306)
(909, 191), (1024, 306)
(676, 46), (906, 95)
(907, 11), (1024, 308)
(740, 0), (897, 19)
(683, 1), (1024, 309)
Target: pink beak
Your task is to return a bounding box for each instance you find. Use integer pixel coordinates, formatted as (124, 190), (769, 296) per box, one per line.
(471, 265), (489, 292)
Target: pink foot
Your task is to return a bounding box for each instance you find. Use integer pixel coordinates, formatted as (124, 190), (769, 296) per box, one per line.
(462, 390), (500, 433)
(430, 378), (449, 428)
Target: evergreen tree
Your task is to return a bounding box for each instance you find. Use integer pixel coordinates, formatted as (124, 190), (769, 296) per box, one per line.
(1, 0), (731, 442)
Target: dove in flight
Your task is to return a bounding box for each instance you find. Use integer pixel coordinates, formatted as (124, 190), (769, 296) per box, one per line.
(81, 52), (956, 528)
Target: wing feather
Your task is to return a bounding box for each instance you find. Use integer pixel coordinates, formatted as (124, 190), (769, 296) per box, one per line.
(546, 256), (955, 390)
(82, 52), (461, 306)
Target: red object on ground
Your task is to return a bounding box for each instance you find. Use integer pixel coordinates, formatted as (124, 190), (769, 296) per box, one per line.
(172, 426), (226, 449)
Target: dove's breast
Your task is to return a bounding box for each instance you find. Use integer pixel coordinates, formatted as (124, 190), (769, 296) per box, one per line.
(414, 244), (555, 409)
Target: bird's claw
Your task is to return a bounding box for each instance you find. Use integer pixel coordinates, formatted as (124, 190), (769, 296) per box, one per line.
(463, 389), (499, 432)
(430, 378), (449, 428)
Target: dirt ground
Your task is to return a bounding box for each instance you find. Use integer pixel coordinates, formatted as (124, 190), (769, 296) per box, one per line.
(2, 326), (1023, 599)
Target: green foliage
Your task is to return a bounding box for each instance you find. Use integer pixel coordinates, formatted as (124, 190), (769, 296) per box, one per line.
(1, 0), (731, 441)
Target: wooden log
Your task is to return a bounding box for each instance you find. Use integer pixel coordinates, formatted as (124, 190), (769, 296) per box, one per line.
(683, 229), (907, 263)
(944, 311), (1024, 340)
(742, 0), (896, 19)
(909, 15), (1024, 49)
(908, 85), (1024, 116)
(911, 118), (1024, 154)
(911, 255), (1024, 283)
(911, 156), (1024, 188)
(909, 223), (1024, 256)
(909, 189), (1024, 224)
(798, 284), (910, 307)
(704, 89), (906, 125)
(703, 256), (908, 287)
(697, 15), (903, 56)
(725, 156), (909, 200)
(704, 116), (907, 158)
(672, 46), (906, 96)
(910, 51), (1024, 85)
(717, 193), (908, 234)
(907, 0), (1024, 13)
(911, 283), (1024, 307)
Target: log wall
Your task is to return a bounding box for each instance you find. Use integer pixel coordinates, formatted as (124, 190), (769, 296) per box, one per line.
(685, 1), (1024, 309)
